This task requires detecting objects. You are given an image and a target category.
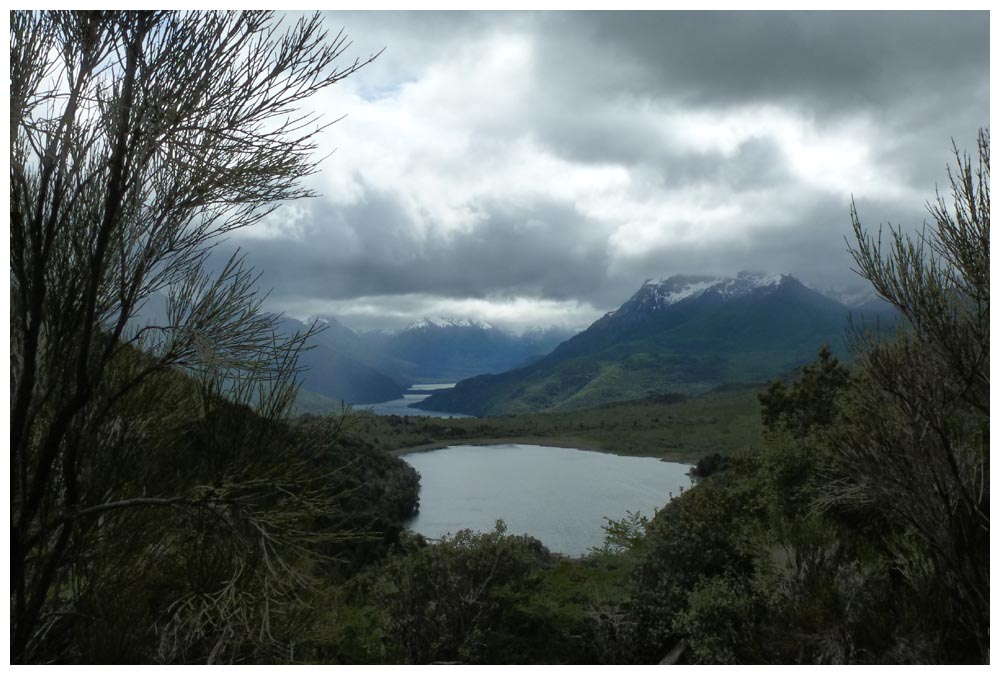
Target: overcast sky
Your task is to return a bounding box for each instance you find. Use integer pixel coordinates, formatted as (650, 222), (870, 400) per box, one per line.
(223, 11), (989, 333)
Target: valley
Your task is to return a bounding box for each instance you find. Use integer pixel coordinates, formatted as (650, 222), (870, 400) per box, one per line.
(285, 315), (571, 409)
(324, 383), (765, 462)
(415, 272), (896, 417)
(286, 271), (883, 466)
(290, 272), (894, 419)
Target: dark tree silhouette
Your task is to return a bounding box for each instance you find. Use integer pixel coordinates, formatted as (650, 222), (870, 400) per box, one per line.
(10, 11), (377, 662)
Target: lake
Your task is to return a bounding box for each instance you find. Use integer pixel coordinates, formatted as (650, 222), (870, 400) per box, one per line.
(367, 383), (473, 418)
(401, 443), (693, 556)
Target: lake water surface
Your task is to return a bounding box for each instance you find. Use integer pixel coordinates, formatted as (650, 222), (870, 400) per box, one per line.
(402, 443), (692, 556)
(367, 383), (472, 418)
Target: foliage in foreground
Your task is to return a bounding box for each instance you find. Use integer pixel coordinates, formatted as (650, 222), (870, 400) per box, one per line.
(617, 131), (989, 664)
(313, 521), (651, 665)
(18, 379), (421, 664)
(10, 10), (377, 663)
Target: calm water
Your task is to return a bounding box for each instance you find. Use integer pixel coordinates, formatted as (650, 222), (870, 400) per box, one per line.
(402, 444), (692, 556)
(367, 383), (472, 418)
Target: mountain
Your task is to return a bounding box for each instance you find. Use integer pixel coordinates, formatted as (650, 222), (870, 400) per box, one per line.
(816, 284), (899, 318)
(124, 294), (407, 406)
(406, 317), (495, 330)
(358, 317), (571, 383)
(415, 272), (880, 417)
(273, 315), (408, 405)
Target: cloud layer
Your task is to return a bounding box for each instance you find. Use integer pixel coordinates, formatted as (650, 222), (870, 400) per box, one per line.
(223, 11), (989, 331)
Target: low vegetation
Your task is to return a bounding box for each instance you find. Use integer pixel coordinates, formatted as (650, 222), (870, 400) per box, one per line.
(334, 384), (765, 461)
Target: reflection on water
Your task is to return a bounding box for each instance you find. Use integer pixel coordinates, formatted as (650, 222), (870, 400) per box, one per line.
(408, 383), (456, 392)
(402, 443), (692, 556)
(366, 383), (472, 418)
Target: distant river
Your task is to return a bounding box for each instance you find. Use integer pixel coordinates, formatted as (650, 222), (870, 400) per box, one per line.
(402, 444), (692, 556)
(367, 383), (472, 419)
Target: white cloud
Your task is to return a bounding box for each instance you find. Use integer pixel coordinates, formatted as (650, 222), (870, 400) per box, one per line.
(271, 292), (602, 334)
(664, 103), (921, 201)
(222, 11), (986, 329)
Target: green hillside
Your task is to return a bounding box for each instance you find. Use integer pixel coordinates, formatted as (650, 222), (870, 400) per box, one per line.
(416, 276), (875, 416)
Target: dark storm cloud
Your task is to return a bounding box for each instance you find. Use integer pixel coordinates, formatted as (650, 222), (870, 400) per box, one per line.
(234, 188), (611, 303)
(607, 190), (932, 292)
(528, 12), (988, 175)
(543, 12), (987, 111)
(225, 10), (988, 330)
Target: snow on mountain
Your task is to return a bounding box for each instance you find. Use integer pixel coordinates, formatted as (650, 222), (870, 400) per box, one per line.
(712, 272), (789, 299)
(814, 285), (883, 308)
(419, 270), (861, 417)
(360, 327), (397, 337)
(618, 271), (791, 316)
(644, 276), (720, 304)
(406, 316), (495, 331)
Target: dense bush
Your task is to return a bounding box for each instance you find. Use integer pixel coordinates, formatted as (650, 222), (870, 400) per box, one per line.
(324, 523), (553, 664)
(617, 132), (989, 665)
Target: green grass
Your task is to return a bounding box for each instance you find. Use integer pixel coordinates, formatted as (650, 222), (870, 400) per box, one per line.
(315, 384), (765, 462)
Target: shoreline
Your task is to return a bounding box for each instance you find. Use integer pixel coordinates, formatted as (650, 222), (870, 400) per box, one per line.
(390, 436), (696, 464)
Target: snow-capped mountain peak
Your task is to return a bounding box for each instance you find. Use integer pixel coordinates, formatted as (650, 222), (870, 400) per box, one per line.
(643, 276), (722, 304)
(618, 272), (792, 316)
(716, 271), (790, 298)
(406, 316), (494, 331)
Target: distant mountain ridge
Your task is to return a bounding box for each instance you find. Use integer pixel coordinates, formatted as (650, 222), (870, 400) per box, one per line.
(274, 315), (407, 405)
(357, 318), (571, 383)
(123, 297), (406, 407)
(814, 284), (898, 316)
(404, 316), (494, 331)
(127, 295), (573, 408)
(621, 272), (791, 312)
(286, 314), (570, 404)
(415, 272), (897, 417)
